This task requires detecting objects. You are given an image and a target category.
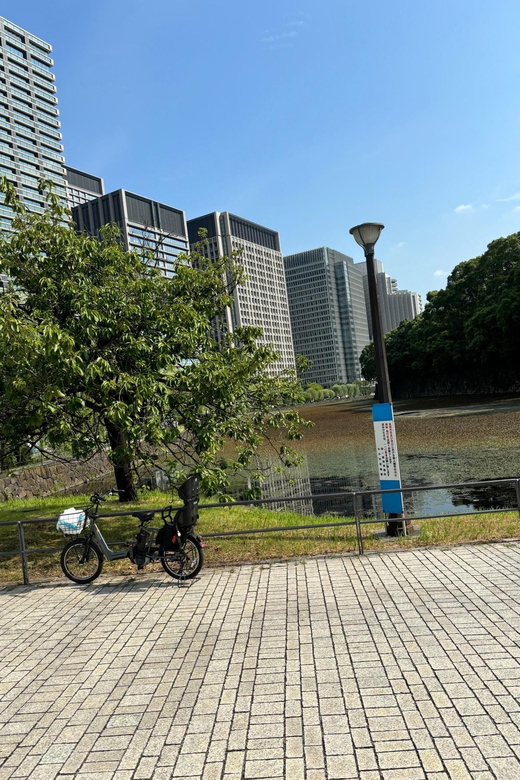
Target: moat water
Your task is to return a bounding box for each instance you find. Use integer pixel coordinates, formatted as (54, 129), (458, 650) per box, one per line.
(67, 397), (520, 519)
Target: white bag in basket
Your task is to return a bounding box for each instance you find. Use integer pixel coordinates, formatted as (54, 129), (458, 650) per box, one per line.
(57, 507), (86, 535)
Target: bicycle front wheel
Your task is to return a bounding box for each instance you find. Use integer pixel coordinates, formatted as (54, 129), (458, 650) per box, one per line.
(161, 534), (203, 580)
(61, 538), (103, 584)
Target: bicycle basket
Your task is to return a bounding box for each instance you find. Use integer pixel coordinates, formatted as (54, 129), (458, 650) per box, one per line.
(57, 507), (86, 535)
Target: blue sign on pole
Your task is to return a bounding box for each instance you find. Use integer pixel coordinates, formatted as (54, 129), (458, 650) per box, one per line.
(372, 403), (403, 514)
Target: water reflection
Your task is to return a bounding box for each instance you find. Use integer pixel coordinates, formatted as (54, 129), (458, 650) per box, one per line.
(238, 457), (314, 516)
(231, 446), (519, 518)
(62, 443), (519, 519)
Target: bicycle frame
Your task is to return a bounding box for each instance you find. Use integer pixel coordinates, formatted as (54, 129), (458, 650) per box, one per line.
(89, 523), (130, 562)
(79, 485), (199, 566)
(60, 480), (203, 583)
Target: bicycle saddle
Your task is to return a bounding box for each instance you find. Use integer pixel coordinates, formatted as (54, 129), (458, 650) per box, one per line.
(131, 511), (155, 523)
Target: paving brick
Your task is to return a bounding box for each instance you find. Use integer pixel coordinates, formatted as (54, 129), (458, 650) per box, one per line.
(243, 758), (283, 778)
(3, 544), (520, 779)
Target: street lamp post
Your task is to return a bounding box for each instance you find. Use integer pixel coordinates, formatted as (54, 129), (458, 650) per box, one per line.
(350, 223), (405, 536)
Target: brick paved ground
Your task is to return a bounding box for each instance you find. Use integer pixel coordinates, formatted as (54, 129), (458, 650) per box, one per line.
(2, 543), (520, 779)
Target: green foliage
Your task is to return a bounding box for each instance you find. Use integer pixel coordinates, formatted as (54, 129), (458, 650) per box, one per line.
(303, 383), (325, 402)
(302, 379), (372, 403)
(347, 380), (372, 397)
(380, 233), (520, 389)
(359, 343), (376, 382)
(0, 178), (310, 500)
(331, 383), (349, 398)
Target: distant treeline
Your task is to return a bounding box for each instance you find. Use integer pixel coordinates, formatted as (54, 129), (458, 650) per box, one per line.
(303, 380), (372, 403)
(360, 232), (520, 397)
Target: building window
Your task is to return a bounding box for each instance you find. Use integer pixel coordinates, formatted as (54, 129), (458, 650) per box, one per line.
(6, 43), (25, 59)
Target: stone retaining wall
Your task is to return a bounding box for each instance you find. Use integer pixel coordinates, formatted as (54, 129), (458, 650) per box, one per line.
(0, 451), (112, 501)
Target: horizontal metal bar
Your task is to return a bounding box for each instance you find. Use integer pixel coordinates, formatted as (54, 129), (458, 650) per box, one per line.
(0, 478), (518, 528)
(202, 518), (358, 538)
(1, 503), (516, 553)
(0, 515), (65, 527)
(196, 506), (518, 540)
(196, 478), (520, 510)
(358, 506), (517, 525)
(355, 478), (519, 496)
(0, 505), (518, 560)
(0, 545), (62, 556)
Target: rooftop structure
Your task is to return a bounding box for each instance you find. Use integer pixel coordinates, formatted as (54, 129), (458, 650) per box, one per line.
(72, 189), (188, 278)
(65, 166), (104, 208)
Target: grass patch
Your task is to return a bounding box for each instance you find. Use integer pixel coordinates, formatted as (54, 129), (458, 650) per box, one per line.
(0, 492), (518, 584)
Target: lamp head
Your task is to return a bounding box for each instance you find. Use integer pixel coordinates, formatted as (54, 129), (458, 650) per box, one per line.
(349, 223), (385, 254)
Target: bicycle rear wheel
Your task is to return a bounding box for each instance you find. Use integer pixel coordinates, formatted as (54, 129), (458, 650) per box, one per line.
(61, 538), (103, 584)
(161, 534), (203, 580)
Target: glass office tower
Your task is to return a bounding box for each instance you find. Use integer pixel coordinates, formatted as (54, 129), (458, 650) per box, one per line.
(0, 16), (66, 288)
(284, 247), (370, 386)
(187, 212), (296, 374)
(356, 260), (423, 338)
(0, 17), (66, 219)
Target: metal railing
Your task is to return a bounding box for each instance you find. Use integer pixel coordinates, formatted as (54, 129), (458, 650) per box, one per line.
(1, 478), (520, 585)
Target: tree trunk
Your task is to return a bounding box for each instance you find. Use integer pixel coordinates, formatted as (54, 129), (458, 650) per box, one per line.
(105, 420), (137, 502)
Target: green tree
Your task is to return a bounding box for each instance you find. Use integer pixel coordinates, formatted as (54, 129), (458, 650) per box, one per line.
(331, 383), (348, 398)
(0, 179), (310, 500)
(359, 344), (376, 382)
(360, 232), (520, 393)
(303, 383), (325, 402)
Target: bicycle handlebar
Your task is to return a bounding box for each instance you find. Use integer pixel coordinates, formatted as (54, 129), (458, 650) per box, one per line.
(89, 488), (124, 504)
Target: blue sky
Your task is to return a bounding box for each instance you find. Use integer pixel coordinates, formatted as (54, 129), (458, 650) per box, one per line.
(4, 0), (520, 302)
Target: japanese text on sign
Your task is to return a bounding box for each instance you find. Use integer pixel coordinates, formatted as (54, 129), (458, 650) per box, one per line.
(374, 419), (401, 481)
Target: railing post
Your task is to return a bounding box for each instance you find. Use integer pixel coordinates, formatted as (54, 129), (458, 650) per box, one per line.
(17, 522), (30, 585)
(354, 493), (364, 555)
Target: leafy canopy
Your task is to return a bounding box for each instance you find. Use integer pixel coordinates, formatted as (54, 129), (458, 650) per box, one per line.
(359, 232), (520, 390)
(0, 178), (310, 499)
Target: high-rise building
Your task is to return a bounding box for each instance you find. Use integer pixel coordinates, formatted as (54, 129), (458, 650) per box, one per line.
(387, 290), (422, 330)
(0, 16), (67, 288)
(356, 261), (422, 338)
(72, 189), (188, 278)
(0, 17), (66, 218)
(187, 212), (296, 373)
(284, 247), (370, 387)
(65, 166), (104, 208)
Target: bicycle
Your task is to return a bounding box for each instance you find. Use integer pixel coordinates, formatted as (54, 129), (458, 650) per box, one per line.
(59, 476), (204, 584)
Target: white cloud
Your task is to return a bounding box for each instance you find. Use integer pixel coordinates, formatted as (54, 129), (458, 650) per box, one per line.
(434, 270), (449, 278)
(454, 204), (473, 213)
(482, 204), (490, 209)
(261, 31), (298, 43)
(512, 205), (520, 213)
(390, 241), (405, 251)
(497, 193), (520, 202)
(261, 19), (305, 48)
